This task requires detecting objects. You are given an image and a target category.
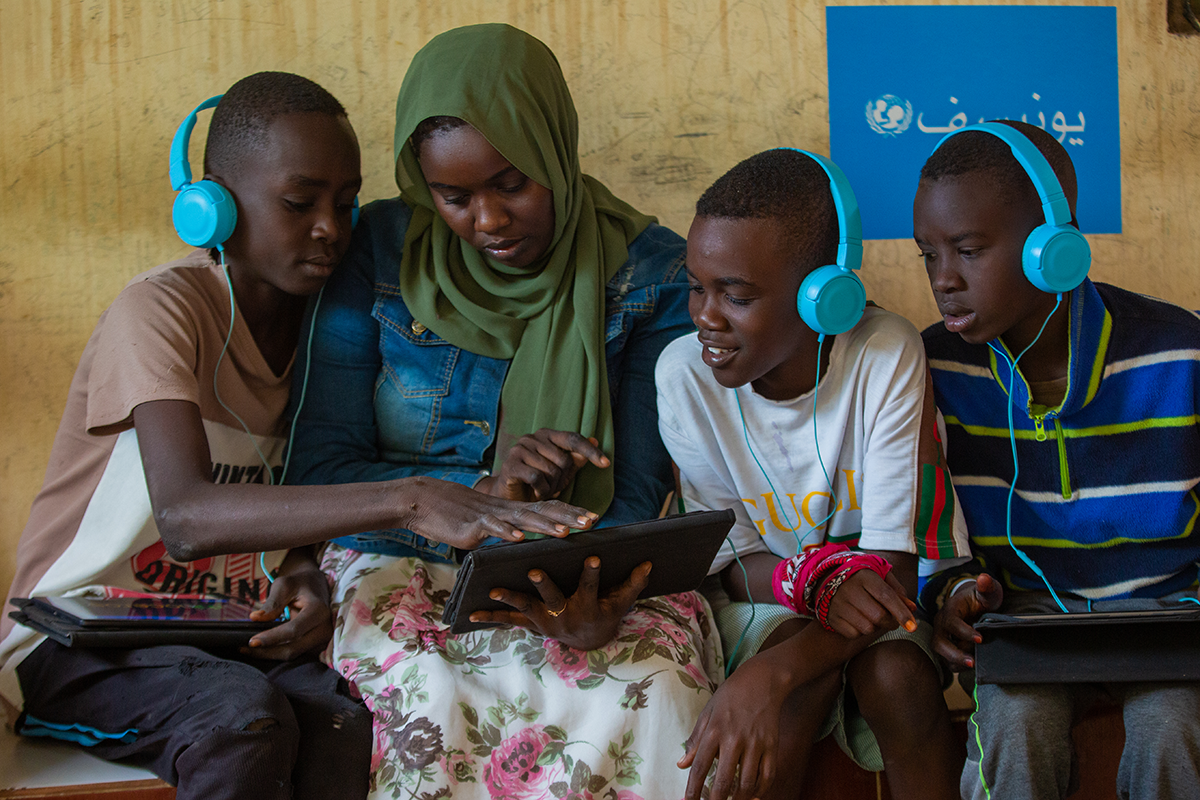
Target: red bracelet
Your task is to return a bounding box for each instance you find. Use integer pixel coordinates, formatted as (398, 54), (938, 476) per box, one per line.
(813, 555), (893, 632)
(772, 544), (893, 629)
(772, 542), (853, 613)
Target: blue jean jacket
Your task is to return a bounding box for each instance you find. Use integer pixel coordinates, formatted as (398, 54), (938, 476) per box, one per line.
(287, 198), (693, 561)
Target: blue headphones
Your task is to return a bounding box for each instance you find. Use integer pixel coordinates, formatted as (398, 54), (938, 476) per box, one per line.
(170, 95), (359, 249)
(933, 122), (1090, 294)
(789, 150), (866, 337)
(171, 96), (237, 249)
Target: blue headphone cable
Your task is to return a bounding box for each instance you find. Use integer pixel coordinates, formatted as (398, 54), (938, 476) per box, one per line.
(721, 334), (839, 675)
(212, 249), (323, 614)
(986, 293), (1069, 613)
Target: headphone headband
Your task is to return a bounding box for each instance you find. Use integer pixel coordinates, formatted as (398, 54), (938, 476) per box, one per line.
(785, 148), (867, 336)
(786, 149), (864, 272)
(933, 122), (1072, 228)
(170, 94), (237, 249)
(170, 95), (223, 190)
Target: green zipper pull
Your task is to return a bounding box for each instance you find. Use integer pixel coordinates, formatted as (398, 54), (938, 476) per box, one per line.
(1054, 418), (1071, 499)
(1032, 415), (1048, 442)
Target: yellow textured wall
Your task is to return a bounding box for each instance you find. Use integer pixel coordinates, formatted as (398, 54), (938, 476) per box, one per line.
(2, 0), (1197, 599)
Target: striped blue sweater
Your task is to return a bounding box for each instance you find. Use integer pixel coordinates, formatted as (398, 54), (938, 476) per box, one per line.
(922, 278), (1200, 603)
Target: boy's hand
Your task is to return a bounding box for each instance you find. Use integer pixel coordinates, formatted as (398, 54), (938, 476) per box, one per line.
(470, 557), (650, 651)
(405, 478), (597, 550)
(932, 573), (1004, 670)
(678, 653), (789, 800)
(243, 562), (333, 661)
(477, 430), (610, 502)
(824, 569), (918, 639)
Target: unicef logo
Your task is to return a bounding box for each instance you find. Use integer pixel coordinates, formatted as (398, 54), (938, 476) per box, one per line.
(865, 94), (913, 136)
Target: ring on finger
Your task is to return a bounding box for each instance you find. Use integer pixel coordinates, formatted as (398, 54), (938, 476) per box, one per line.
(545, 603), (567, 618)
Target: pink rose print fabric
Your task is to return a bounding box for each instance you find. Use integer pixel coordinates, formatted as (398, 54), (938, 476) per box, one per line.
(321, 544), (722, 799)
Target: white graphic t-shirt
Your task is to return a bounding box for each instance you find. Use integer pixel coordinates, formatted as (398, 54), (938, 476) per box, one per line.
(656, 306), (969, 574)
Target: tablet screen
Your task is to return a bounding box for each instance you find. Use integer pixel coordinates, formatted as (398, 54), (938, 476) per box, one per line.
(36, 595), (264, 627)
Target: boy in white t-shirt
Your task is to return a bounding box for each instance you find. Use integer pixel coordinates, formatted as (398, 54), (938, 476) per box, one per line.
(657, 148), (970, 800)
(1, 73), (593, 800)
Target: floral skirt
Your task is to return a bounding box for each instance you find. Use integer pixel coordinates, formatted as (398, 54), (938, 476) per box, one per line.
(321, 544), (723, 800)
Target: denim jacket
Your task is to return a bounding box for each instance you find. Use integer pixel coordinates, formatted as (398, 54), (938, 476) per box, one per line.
(288, 198), (692, 561)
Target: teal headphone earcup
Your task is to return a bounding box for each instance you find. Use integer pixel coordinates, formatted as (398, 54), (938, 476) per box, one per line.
(173, 179), (237, 248)
(797, 264), (866, 336)
(1024, 224), (1091, 294)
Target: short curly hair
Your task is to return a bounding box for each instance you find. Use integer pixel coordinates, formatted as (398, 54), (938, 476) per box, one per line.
(203, 71), (347, 175)
(695, 148), (839, 273)
(919, 120), (1079, 225)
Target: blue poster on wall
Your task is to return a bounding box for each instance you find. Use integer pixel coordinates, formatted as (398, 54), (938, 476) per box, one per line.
(826, 6), (1120, 240)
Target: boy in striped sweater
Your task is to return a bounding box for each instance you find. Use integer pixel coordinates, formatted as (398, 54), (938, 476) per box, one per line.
(916, 120), (1200, 799)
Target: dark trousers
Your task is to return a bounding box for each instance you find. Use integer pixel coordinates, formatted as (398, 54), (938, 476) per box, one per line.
(16, 640), (371, 800)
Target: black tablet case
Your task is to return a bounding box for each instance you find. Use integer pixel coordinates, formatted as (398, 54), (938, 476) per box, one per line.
(974, 608), (1200, 684)
(442, 509), (736, 634)
(8, 596), (274, 649)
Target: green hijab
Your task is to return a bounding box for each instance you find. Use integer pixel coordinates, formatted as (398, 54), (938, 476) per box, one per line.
(394, 24), (654, 516)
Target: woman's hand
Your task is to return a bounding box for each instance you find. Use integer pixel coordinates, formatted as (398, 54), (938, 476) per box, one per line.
(476, 429), (610, 502)
(243, 552), (333, 661)
(932, 573), (1004, 670)
(402, 476), (597, 550)
(469, 556), (651, 650)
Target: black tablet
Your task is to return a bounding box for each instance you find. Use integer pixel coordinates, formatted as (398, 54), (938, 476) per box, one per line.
(441, 509), (736, 634)
(974, 608), (1200, 684)
(8, 595), (277, 649)
(27, 595), (268, 628)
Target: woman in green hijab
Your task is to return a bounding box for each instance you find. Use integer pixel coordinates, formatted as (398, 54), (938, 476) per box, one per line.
(290, 24), (721, 799)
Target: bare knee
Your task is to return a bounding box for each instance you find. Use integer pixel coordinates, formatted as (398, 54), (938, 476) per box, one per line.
(848, 640), (945, 731)
(848, 642), (960, 800)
